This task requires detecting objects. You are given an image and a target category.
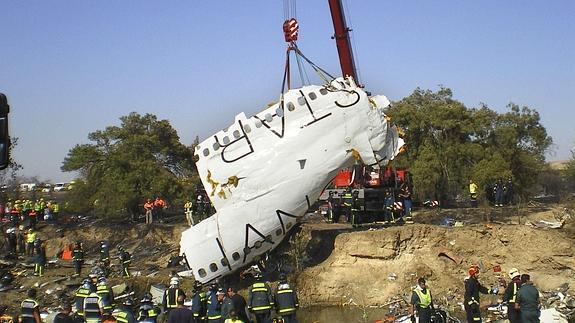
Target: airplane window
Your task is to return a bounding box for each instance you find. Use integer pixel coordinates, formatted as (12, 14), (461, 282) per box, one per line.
(286, 222), (293, 229)
(254, 119), (262, 128)
(194, 154), (199, 160)
(198, 268), (207, 278)
(309, 92), (317, 100)
(320, 88), (328, 95)
(232, 252), (240, 261)
(223, 136), (230, 145)
(233, 130), (241, 139)
(287, 102), (295, 111)
(221, 258), (229, 267)
(202, 148), (209, 157)
(212, 142), (220, 151)
(276, 107), (284, 117)
(297, 96), (306, 106)
(209, 263), (218, 272)
(265, 113), (273, 122)
(254, 241), (262, 249)
(275, 229), (283, 236)
(243, 124), (251, 133)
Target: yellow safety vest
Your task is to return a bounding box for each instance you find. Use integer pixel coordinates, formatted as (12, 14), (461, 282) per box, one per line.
(414, 288), (432, 308)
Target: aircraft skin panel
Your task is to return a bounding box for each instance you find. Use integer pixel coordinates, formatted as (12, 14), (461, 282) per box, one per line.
(181, 77), (403, 283)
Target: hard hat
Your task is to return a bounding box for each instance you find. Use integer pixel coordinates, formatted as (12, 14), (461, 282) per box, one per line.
(278, 273), (287, 282)
(216, 288), (225, 295)
(122, 297), (134, 306)
(141, 292), (152, 303)
(170, 277), (180, 286)
(97, 276), (107, 284)
(6, 227), (15, 234)
(508, 268), (520, 279)
(253, 272), (262, 279)
(469, 265), (480, 277)
(81, 279), (92, 289)
(193, 280), (203, 291)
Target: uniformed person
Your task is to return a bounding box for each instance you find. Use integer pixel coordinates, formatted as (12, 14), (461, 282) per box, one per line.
(207, 288), (225, 322)
(274, 273), (299, 323)
(137, 293), (161, 323)
(113, 297), (136, 323)
(117, 246), (131, 277)
(73, 240), (84, 276)
(33, 238), (46, 277)
(83, 288), (104, 323)
(20, 288), (41, 323)
(75, 279), (94, 318)
(350, 190), (361, 228)
(516, 274), (540, 323)
(248, 273), (274, 323)
(99, 241), (110, 268)
(191, 281), (208, 322)
(464, 265), (498, 323)
(410, 277), (433, 323)
(96, 276), (114, 315)
(163, 277), (185, 313)
(503, 268), (522, 323)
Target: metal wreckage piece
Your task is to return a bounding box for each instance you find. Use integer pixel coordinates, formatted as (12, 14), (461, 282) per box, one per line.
(179, 76), (404, 283)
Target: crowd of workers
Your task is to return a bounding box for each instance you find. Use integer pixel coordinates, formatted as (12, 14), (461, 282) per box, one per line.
(411, 266), (541, 323)
(0, 199), (61, 228)
(322, 181), (414, 227)
(469, 178), (515, 208)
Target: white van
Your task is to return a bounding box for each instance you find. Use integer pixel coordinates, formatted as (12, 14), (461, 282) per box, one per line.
(53, 183), (67, 192)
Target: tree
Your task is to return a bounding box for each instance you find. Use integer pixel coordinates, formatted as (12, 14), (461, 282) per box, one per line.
(62, 112), (196, 218)
(388, 88), (552, 203)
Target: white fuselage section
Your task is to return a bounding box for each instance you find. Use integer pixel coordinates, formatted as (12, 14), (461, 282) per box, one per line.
(180, 77), (403, 283)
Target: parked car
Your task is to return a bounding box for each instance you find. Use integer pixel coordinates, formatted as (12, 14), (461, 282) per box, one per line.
(53, 182), (67, 192)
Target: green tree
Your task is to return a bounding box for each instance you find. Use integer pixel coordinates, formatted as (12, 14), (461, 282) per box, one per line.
(62, 112), (196, 218)
(389, 88), (552, 203)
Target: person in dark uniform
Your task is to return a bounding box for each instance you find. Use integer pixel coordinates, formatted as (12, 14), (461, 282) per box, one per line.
(410, 277), (433, 323)
(399, 182), (414, 223)
(227, 287), (249, 323)
(342, 188), (353, 223)
(274, 273), (299, 323)
(117, 246), (131, 277)
(383, 188), (395, 224)
(54, 300), (75, 323)
(503, 268), (522, 323)
(75, 279), (93, 319)
(113, 297), (136, 323)
(494, 179), (504, 207)
(516, 274), (540, 323)
(192, 281), (208, 322)
(99, 241), (110, 268)
(464, 265), (498, 323)
(167, 295), (194, 323)
(137, 293), (161, 323)
(33, 238), (46, 277)
(73, 241), (84, 276)
(96, 276), (114, 315)
(20, 288), (41, 323)
(207, 288), (224, 322)
(5, 227), (17, 256)
(504, 178), (514, 205)
(163, 277), (185, 314)
(248, 273), (274, 323)
(350, 190), (361, 228)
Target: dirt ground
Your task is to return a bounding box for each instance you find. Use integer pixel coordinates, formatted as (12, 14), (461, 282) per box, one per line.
(1, 203), (574, 321)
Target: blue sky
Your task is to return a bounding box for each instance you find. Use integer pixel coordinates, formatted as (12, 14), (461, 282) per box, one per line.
(1, 1), (573, 182)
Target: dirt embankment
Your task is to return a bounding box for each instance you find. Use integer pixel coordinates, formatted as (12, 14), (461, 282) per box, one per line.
(294, 205), (575, 308)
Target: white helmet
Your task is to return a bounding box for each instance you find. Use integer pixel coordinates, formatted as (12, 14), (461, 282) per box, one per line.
(508, 268), (520, 279)
(170, 277), (180, 286)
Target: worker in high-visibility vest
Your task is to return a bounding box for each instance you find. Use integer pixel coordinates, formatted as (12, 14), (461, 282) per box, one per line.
(410, 277), (433, 323)
(469, 180), (478, 208)
(26, 228), (37, 256)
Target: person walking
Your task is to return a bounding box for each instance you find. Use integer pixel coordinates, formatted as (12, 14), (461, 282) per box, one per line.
(20, 288), (41, 323)
(516, 274), (540, 323)
(248, 273), (274, 323)
(464, 265), (498, 323)
(410, 277), (433, 323)
(503, 268), (522, 323)
(117, 246), (132, 277)
(274, 273), (299, 323)
(99, 241), (110, 268)
(73, 240), (84, 276)
(33, 238), (46, 277)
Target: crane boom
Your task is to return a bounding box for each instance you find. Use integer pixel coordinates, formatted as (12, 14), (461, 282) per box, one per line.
(328, 0), (359, 82)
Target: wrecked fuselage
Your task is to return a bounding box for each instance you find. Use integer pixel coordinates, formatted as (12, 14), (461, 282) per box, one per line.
(180, 77), (403, 283)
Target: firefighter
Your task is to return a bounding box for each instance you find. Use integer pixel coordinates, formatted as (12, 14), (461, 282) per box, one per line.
(5, 226), (17, 256)
(83, 287), (104, 323)
(20, 288), (41, 323)
(138, 292), (161, 323)
(503, 268), (522, 323)
(113, 297), (136, 323)
(383, 188), (395, 224)
(274, 273), (299, 323)
(248, 273), (274, 323)
(494, 178), (504, 207)
(163, 277), (185, 313)
(184, 199), (194, 226)
(207, 288), (225, 322)
(516, 274), (541, 323)
(350, 190), (361, 228)
(342, 188), (353, 223)
(99, 241), (110, 268)
(33, 238), (46, 277)
(464, 265), (498, 323)
(96, 276), (114, 315)
(469, 180), (478, 208)
(75, 278), (94, 318)
(399, 182), (414, 223)
(117, 246), (131, 277)
(73, 240), (84, 276)
(410, 277), (433, 323)
(191, 280), (208, 322)
(17, 225), (26, 255)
